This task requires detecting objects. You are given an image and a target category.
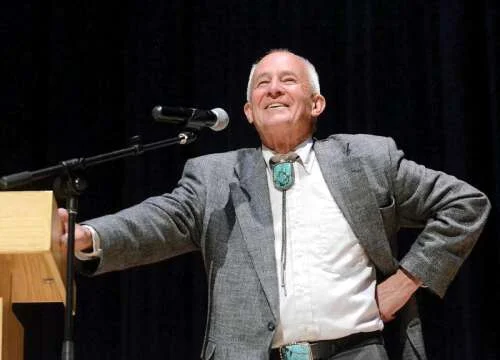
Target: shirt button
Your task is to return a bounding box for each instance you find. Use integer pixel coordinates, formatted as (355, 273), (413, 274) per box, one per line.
(267, 322), (276, 331)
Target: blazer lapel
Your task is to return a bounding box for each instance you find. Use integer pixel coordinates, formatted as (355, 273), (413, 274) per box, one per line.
(314, 139), (396, 275)
(230, 149), (279, 320)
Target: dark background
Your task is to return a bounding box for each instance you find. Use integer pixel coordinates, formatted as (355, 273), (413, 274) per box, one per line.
(1, 0), (499, 359)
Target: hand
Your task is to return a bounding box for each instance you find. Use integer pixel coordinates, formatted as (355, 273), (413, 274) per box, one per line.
(376, 268), (422, 322)
(57, 208), (93, 252)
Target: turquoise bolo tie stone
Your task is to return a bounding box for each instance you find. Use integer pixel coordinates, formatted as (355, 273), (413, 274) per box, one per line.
(272, 161), (295, 191)
(280, 343), (312, 360)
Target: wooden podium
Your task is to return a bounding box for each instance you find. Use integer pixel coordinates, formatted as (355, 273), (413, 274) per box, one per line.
(0, 191), (66, 360)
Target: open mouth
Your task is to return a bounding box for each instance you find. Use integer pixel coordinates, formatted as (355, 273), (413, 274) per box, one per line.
(266, 103), (288, 109)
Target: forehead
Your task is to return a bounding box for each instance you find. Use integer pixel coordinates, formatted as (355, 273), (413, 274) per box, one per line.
(253, 52), (308, 79)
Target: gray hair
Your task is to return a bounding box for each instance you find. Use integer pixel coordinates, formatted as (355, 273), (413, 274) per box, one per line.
(246, 49), (321, 101)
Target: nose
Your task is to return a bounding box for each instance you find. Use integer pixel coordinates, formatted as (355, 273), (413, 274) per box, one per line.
(267, 78), (284, 98)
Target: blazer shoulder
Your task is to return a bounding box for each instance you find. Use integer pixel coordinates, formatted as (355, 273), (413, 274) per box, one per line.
(183, 147), (259, 179)
(189, 147), (258, 166)
(319, 133), (399, 158)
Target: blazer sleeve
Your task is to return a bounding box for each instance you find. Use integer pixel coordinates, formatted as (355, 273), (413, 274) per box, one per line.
(387, 138), (491, 297)
(80, 158), (207, 275)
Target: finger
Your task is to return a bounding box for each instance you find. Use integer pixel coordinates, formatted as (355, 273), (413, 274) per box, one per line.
(59, 233), (68, 250)
(57, 208), (68, 220)
(57, 208), (69, 233)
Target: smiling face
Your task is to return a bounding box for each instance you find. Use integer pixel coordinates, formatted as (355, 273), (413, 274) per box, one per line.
(244, 51), (325, 153)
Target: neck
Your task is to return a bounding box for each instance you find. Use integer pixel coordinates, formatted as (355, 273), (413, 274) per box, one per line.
(261, 133), (310, 154)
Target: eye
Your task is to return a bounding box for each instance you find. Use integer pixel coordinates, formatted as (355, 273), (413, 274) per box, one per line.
(282, 77), (297, 84)
(256, 80), (270, 87)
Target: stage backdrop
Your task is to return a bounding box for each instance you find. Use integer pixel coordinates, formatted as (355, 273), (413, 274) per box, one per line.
(1, 0), (499, 359)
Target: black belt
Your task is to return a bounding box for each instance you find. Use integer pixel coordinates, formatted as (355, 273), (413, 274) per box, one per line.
(270, 331), (384, 360)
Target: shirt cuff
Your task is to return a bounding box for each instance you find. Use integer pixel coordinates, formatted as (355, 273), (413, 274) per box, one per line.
(75, 225), (103, 260)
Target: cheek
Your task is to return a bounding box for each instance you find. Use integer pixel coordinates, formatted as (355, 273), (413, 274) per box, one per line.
(251, 94), (265, 106)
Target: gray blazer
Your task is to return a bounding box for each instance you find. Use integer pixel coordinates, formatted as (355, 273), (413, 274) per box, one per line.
(84, 134), (490, 360)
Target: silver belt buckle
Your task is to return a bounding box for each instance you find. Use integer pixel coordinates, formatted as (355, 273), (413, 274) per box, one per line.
(279, 342), (313, 360)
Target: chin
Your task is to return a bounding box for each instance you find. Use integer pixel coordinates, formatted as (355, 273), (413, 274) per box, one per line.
(262, 116), (293, 127)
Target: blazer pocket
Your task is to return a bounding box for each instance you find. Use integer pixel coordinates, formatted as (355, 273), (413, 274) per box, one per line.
(379, 195), (395, 214)
(379, 196), (396, 237)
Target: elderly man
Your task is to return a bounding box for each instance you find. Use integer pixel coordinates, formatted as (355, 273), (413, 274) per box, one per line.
(61, 50), (490, 360)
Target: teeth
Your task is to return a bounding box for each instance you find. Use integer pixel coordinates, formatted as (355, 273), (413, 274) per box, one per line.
(268, 103), (286, 108)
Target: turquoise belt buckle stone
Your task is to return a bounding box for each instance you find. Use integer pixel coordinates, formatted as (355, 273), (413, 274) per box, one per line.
(279, 343), (313, 360)
(272, 161), (295, 191)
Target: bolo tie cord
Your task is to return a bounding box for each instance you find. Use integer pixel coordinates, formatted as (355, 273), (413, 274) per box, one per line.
(269, 153), (298, 297)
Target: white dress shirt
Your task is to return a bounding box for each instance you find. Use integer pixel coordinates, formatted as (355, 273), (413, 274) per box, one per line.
(262, 139), (383, 347)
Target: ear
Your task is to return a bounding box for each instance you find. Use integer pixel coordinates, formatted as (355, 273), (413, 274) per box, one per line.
(244, 102), (254, 124)
(311, 94), (326, 117)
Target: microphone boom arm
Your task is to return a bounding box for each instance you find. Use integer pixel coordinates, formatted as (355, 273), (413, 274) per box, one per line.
(0, 131), (198, 190)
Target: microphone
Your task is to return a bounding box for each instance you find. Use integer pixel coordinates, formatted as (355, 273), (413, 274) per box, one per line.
(152, 106), (229, 131)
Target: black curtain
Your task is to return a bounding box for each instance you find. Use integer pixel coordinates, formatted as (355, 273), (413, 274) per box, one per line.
(1, 1), (499, 359)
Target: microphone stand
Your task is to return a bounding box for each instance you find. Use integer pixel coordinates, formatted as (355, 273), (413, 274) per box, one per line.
(0, 130), (198, 360)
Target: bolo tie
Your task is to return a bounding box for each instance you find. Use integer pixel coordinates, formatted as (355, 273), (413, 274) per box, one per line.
(269, 152), (299, 296)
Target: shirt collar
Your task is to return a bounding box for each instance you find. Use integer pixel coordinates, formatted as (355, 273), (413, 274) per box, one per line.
(262, 138), (315, 174)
